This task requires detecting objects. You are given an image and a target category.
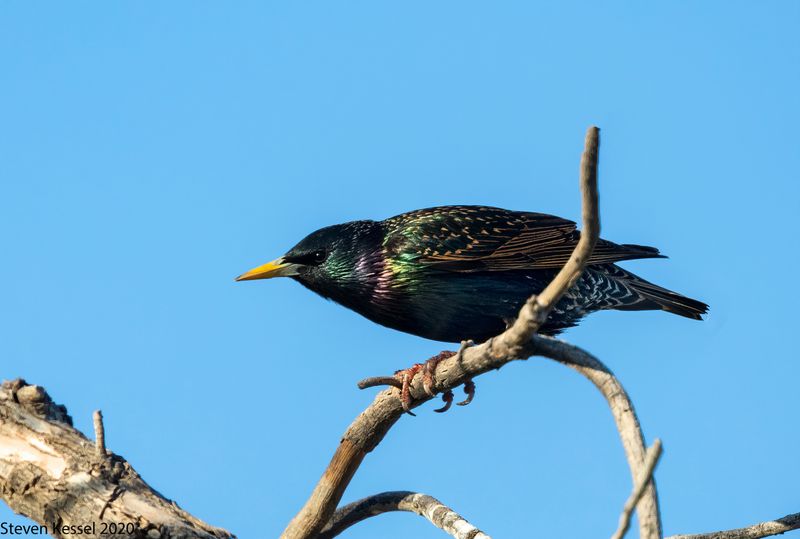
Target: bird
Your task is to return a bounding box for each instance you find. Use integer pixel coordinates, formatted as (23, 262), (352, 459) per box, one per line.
(236, 205), (708, 343)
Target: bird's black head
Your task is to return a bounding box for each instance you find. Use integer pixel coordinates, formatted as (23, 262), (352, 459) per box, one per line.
(236, 220), (384, 302)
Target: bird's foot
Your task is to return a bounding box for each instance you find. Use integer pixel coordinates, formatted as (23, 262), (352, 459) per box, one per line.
(394, 340), (476, 415)
(361, 340), (477, 415)
(394, 352), (456, 415)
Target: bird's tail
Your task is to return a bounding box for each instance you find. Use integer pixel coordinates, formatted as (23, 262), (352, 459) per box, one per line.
(624, 278), (708, 320)
(594, 264), (709, 320)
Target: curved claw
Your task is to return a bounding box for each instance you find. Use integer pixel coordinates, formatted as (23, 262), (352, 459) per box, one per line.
(434, 390), (454, 413)
(456, 379), (475, 406)
(391, 343), (476, 415)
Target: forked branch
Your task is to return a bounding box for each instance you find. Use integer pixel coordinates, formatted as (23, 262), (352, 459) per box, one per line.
(280, 127), (661, 539)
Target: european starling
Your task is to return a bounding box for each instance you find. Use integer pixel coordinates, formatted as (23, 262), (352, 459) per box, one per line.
(236, 205), (708, 342)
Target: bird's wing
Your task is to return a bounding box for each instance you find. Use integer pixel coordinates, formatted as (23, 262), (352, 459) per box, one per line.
(383, 206), (663, 272)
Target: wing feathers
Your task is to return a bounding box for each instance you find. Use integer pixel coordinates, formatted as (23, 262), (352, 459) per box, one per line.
(383, 206), (665, 272)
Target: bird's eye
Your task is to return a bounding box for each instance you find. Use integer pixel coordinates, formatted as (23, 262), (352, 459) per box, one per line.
(313, 250), (327, 263)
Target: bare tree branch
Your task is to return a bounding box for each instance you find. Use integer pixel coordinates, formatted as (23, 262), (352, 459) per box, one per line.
(0, 380), (233, 539)
(317, 491), (490, 539)
(281, 126), (662, 539)
(666, 513), (800, 539)
(612, 439), (664, 539)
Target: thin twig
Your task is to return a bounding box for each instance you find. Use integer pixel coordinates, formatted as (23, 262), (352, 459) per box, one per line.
(612, 439), (664, 539)
(318, 491), (491, 539)
(357, 376), (402, 390)
(666, 513), (800, 539)
(93, 409), (106, 457)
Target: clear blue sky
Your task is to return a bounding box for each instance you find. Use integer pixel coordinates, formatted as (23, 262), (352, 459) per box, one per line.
(1, 2), (798, 538)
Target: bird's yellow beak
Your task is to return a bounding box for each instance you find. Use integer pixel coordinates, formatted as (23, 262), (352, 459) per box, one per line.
(235, 257), (299, 281)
